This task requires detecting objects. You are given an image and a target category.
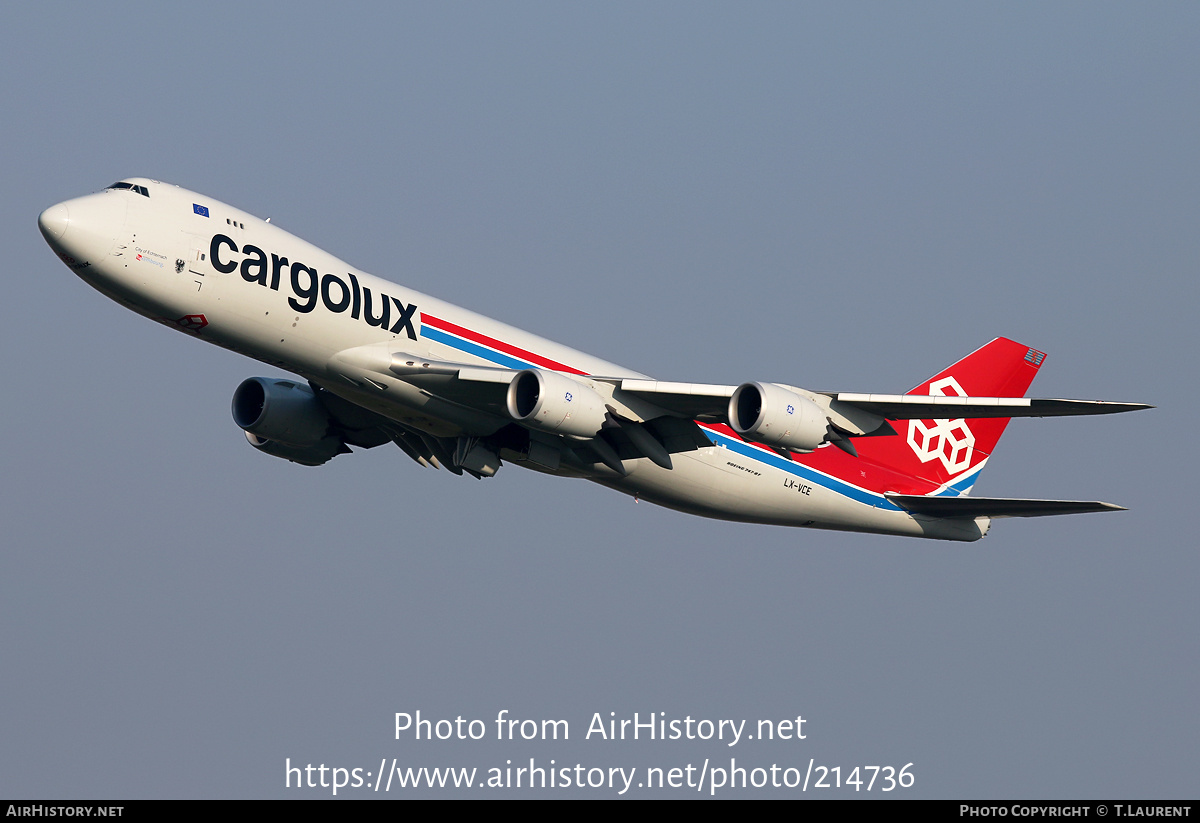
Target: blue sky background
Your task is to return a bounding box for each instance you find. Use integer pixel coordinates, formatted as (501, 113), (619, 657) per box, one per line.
(1, 2), (1195, 797)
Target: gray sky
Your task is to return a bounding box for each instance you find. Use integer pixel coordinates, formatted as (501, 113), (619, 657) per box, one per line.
(1, 2), (1194, 798)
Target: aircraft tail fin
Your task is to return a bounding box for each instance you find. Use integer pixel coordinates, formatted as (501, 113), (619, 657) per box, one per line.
(851, 337), (1046, 494)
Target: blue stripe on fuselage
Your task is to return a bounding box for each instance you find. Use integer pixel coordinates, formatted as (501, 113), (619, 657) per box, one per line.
(421, 324), (537, 371)
(702, 427), (904, 511)
(426, 320), (978, 513)
(937, 465), (982, 496)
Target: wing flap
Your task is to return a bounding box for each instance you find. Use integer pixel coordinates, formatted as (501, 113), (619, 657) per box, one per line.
(617, 379), (734, 421)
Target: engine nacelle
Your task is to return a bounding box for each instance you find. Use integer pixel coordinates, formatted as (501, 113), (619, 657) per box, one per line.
(728, 382), (829, 452)
(242, 431), (345, 466)
(232, 377), (346, 465)
(505, 369), (608, 439)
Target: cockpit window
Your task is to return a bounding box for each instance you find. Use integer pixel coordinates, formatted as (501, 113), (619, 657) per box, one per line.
(106, 181), (150, 197)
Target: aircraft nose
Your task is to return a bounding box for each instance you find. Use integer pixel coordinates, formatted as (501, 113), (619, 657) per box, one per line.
(38, 191), (127, 264)
(38, 202), (69, 241)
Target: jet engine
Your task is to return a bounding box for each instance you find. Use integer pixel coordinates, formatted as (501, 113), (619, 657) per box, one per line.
(232, 377), (347, 466)
(240, 431), (346, 466)
(728, 382), (829, 452)
(505, 369), (608, 439)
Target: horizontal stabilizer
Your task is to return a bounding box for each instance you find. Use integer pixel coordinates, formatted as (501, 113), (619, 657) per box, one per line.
(885, 494), (1127, 519)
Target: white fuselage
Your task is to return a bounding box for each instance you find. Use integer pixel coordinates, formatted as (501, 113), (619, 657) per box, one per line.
(40, 179), (986, 541)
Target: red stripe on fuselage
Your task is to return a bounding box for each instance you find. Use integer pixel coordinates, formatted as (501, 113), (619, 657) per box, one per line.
(420, 317), (946, 494)
(696, 422), (941, 496)
(422, 313), (587, 375)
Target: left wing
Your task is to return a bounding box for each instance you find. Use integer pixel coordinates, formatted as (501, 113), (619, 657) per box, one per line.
(326, 347), (714, 475)
(325, 345), (1150, 479)
(617, 380), (1152, 423)
(827, 393), (1152, 419)
(335, 344), (1149, 433)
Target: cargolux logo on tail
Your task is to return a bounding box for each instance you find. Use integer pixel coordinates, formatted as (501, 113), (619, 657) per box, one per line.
(907, 377), (975, 475)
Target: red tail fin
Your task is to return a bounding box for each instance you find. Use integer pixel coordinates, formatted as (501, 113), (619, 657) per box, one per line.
(851, 337), (1047, 494)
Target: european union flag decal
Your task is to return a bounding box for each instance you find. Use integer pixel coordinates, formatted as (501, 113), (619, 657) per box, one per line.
(193, 203), (210, 217)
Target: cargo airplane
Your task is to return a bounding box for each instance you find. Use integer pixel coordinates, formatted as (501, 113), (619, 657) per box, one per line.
(38, 179), (1150, 541)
